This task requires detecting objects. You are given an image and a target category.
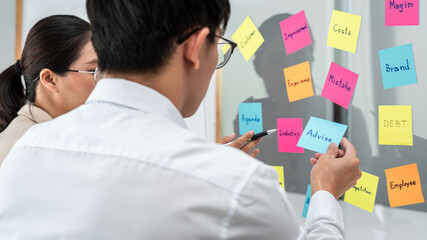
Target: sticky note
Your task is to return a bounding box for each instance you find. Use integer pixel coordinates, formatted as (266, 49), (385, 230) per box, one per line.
(276, 118), (304, 153)
(385, 0), (419, 26)
(327, 10), (362, 53)
(238, 103), (263, 135)
(297, 116), (348, 153)
(283, 61), (314, 102)
(231, 16), (264, 61)
(385, 163), (425, 208)
(321, 62), (359, 109)
(302, 184), (311, 218)
(280, 10), (312, 55)
(344, 171), (379, 212)
(272, 166), (285, 190)
(379, 105), (413, 146)
(379, 44), (417, 89)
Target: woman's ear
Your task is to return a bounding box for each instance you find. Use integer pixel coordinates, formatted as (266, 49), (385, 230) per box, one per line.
(183, 27), (210, 70)
(39, 69), (60, 93)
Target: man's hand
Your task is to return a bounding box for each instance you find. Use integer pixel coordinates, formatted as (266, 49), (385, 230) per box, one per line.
(219, 131), (262, 158)
(310, 137), (362, 199)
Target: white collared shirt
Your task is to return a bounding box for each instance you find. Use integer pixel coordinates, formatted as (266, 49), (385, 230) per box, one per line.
(0, 78), (344, 239)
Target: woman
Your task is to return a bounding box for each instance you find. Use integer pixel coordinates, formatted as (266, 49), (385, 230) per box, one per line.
(0, 15), (98, 163)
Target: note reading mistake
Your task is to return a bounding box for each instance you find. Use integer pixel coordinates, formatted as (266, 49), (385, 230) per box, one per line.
(379, 44), (417, 89)
(280, 10), (312, 55)
(385, 0), (419, 26)
(276, 118), (304, 153)
(302, 184), (311, 218)
(327, 10), (362, 53)
(344, 171), (379, 213)
(238, 102), (263, 135)
(297, 116), (348, 154)
(232, 16), (264, 61)
(379, 105), (413, 146)
(321, 62), (359, 109)
(283, 61), (314, 102)
(272, 166), (285, 190)
(385, 163), (425, 208)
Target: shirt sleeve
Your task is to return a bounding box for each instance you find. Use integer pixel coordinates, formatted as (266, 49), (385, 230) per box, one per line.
(224, 164), (344, 240)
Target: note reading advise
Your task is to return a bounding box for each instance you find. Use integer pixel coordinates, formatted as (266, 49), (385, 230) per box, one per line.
(321, 62), (359, 109)
(297, 116), (347, 154)
(231, 16), (264, 61)
(327, 10), (362, 53)
(238, 102), (263, 135)
(280, 10), (312, 55)
(344, 171), (379, 213)
(385, 163), (425, 208)
(283, 61), (314, 102)
(379, 105), (413, 146)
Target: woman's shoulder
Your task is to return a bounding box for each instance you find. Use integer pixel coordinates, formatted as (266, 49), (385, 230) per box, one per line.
(0, 114), (38, 164)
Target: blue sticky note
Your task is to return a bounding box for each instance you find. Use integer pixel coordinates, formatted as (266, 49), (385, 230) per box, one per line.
(238, 103), (263, 135)
(302, 184), (311, 218)
(297, 117), (347, 153)
(379, 44), (417, 89)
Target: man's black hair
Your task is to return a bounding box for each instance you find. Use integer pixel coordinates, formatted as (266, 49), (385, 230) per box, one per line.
(86, 0), (230, 74)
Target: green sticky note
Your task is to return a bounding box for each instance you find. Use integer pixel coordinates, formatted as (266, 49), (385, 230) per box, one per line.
(344, 171), (379, 212)
(231, 16), (264, 61)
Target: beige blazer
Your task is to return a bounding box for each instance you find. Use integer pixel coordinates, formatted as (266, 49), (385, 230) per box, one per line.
(0, 104), (52, 165)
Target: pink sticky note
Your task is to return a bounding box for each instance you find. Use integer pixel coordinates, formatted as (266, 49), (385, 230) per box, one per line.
(280, 10), (312, 55)
(385, 0), (419, 26)
(277, 118), (304, 153)
(321, 62), (358, 109)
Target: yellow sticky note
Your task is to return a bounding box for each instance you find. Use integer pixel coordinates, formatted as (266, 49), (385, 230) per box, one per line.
(379, 105), (413, 146)
(327, 10), (362, 53)
(385, 163), (425, 208)
(272, 166), (285, 190)
(283, 61), (314, 102)
(231, 16), (264, 61)
(344, 171), (379, 212)
(222, 44), (231, 55)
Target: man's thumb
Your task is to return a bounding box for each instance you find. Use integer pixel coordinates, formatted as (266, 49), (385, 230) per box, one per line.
(325, 143), (339, 158)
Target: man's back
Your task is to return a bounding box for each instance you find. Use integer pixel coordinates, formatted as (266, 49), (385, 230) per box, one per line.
(0, 79), (312, 239)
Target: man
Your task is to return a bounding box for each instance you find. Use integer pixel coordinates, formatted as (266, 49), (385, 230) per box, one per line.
(0, 0), (361, 239)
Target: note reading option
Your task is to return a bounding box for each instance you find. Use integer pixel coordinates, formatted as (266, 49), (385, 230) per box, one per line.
(379, 44), (417, 89)
(327, 10), (362, 53)
(302, 184), (311, 218)
(231, 16), (264, 61)
(385, 163), (425, 208)
(280, 10), (312, 55)
(297, 116), (348, 154)
(238, 102), (263, 135)
(321, 62), (359, 109)
(276, 118), (304, 153)
(379, 105), (413, 146)
(272, 166), (285, 190)
(344, 171), (379, 213)
(385, 0), (419, 26)
(283, 61), (314, 102)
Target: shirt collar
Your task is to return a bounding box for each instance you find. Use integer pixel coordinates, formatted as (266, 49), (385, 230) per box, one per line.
(18, 104), (53, 123)
(86, 78), (187, 129)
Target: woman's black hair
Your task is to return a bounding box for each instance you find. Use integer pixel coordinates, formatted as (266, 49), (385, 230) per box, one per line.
(0, 15), (91, 132)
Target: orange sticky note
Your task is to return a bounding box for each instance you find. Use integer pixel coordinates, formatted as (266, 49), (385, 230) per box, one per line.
(385, 163), (425, 208)
(283, 61), (314, 102)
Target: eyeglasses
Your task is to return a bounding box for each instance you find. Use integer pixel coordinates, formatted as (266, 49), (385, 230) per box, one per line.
(177, 27), (237, 69)
(32, 67), (102, 83)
